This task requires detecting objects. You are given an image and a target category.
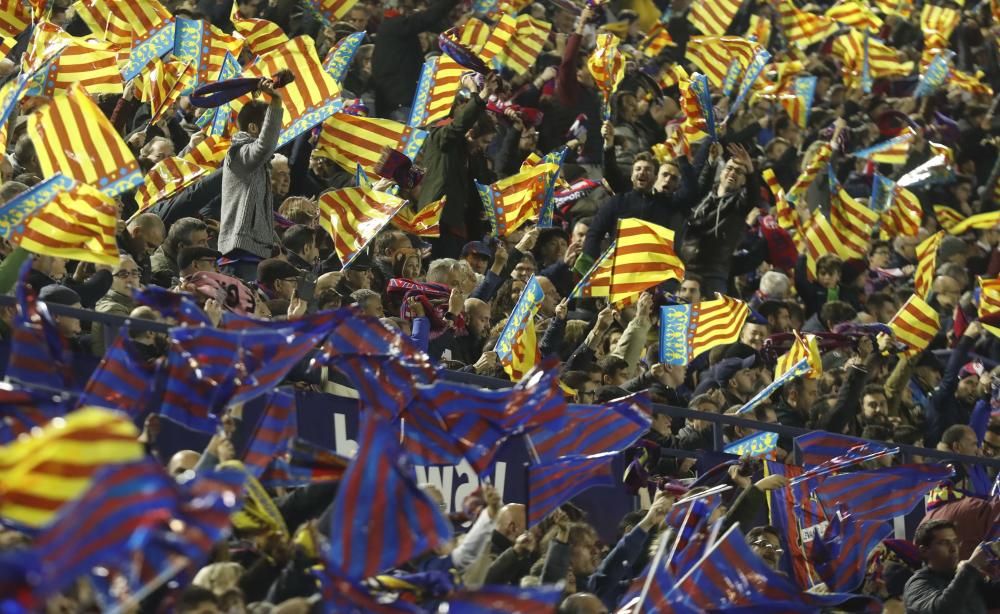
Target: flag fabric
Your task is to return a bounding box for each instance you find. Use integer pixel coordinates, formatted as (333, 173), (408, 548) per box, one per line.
(832, 29), (913, 88)
(7, 259), (73, 391)
(587, 33), (627, 119)
(979, 277), (1000, 326)
(322, 31), (365, 85)
(526, 452), (616, 527)
(408, 54), (466, 128)
(569, 242), (616, 300)
(261, 438), (348, 488)
(326, 415), (452, 580)
(307, 0), (362, 25)
(393, 199), (442, 237)
(530, 392), (651, 462)
(0, 387), (69, 445)
(724, 431), (779, 459)
(825, 0), (883, 31)
(775, 331), (822, 379)
(946, 210), (1000, 235)
(921, 3), (960, 39)
(808, 512), (893, 593)
(236, 36), (345, 147)
(794, 431), (891, 468)
(318, 113), (428, 175)
(132, 286), (213, 328)
(773, 0), (838, 48)
(685, 36), (761, 88)
(0, 0), (30, 39)
(638, 22), (675, 57)
(520, 148), (568, 227)
(495, 275), (544, 381)
(803, 212), (858, 278)
(915, 51), (952, 98)
(0, 407), (143, 529)
(28, 84), (142, 197)
(814, 464), (955, 522)
(23, 21), (123, 97)
(144, 58), (196, 124)
(888, 295), (939, 356)
(318, 186), (408, 269)
(439, 586), (563, 613)
(78, 333), (161, 417)
(241, 390), (297, 478)
(728, 48), (772, 118)
(496, 15), (551, 75)
(949, 68), (992, 97)
(72, 0), (175, 79)
(172, 17), (244, 92)
(914, 231), (944, 298)
(850, 129), (915, 165)
(609, 218), (685, 305)
(194, 53), (242, 137)
(787, 142), (832, 205)
(934, 205), (964, 232)
(872, 174), (922, 236)
(688, 72), (717, 141)
(477, 163), (557, 237)
(659, 295), (750, 365)
(735, 357), (811, 415)
(688, 0), (743, 35)
(230, 1), (288, 57)
(315, 567), (422, 614)
(762, 461), (818, 588)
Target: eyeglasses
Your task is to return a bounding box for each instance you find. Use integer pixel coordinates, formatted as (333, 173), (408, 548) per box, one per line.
(751, 540), (784, 555)
(114, 269), (142, 279)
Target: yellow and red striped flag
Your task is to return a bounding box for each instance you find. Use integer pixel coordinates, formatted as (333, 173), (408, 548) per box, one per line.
(933, 205), (964, 233)
(0, 406), (143, 528)
(688, 0), (743, 35)
(186, 135), (232, 168)
(318, 186), (408, 268)
(803, 212), (856, 278)
(608, 218), (685, 305)
(231, 2), (288, 57)
(144, 58), (196, 124)
(0, 0), (30, 39)
(872, 0), (913, 18)
(832, 29), (913, 87)
(787, 142), (832, 204)
(675, 66), (711, 145)
(947, 210), (1000, 235)
(639, 22), (675, 57)
(499, 15), (551, 75)
(588, 33), (627, 120)
(889, 295), (939, 356)
(408, 55), (465, 127)
(0, 34), (14, 58)
(746, 15), (772, 48)
(829, 178), (877, 256)
(480, 13), (518, 64)
(763, 168), (804, 248)
(878, 183), (922, 237)
(850, 129), (915, 165)
(393, 198), (442, 237)
(685, 36), (761, 88)
(825, 0), (883, 31)
(477, 162), (558, 237)
(8, 178), (121, 266)
(173, 16), (244, 91)
(460, 18), (491, 51)
(133, 156), (213, 214)
(236, 36), (344, 147)
(318, 113), (428, 175)
(28, 84), (142, 197)
(914, 230), (944, 298)
(659, 295), (750, 365)
(775, 330), (822, 379)
(949, 69), (992, 97)
(570, 241), (616, 300)
(24, 21), (123, 97)
(920, 3), (960, 39)
(979, 276), (1000, 319)
(308, 0), (362, 25)
(73, 0), (176, 80)
(772, 0), (838, 48)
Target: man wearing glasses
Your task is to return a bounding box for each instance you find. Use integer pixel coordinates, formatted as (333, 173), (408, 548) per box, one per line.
(91, 256), (142, 356)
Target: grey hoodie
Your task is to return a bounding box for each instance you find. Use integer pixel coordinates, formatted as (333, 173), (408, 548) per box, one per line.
(218, 101), (283, 258)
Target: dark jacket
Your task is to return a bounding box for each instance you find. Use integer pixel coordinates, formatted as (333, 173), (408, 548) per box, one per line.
(27, 268), (112, 310)
(539, 32), (602, 163)
(926, 335), (976, 447)
(371, 0), (460, 116)
(903, 564), (1000, 614)
(681, 172), (761, 283)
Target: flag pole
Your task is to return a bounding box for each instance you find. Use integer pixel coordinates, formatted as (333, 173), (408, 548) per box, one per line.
(106, 559), (189, 614)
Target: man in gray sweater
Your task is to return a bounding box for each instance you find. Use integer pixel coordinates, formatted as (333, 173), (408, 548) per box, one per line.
(903, 519), (1000, 614)
(219, 80), (284, 281)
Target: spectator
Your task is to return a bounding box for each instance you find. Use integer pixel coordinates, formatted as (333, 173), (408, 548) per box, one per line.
(903, 520), (1000, 613)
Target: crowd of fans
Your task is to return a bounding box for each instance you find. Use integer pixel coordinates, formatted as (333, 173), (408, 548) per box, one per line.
(1, 0), (1000, 611)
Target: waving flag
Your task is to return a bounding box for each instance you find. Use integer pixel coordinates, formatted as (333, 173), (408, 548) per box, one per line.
(439, 586), (563, 613)
(776, 331), (822, 380)
(688, 0), (742, 35)
(495, 275), (544, 381)
(808, 512), (893, 593)
(736, 357), (811, 415)
(945, 210), (1000, 235)
(134, 135), (231, 213)
(915, 51), (952, 98)
(829, 174), (877, 257)
(23, 21), (123, 97)
(408, 54), (466, 128)
(261, 438), (348, 488)
(659, 295), (749, 366)
(144, 58), (196, 124)
(78, 333), (161, 417)
(872, 174), (922, 236)
(825, 0), (883, 31)
(0, 407), (143, 529)
(921, 3), (960, 39)
(319, 186), (408, 269)
(0, 387), (68, 445)
(724, 431), (779, 459)
(761, 462), (817, 587)
(688, 72), (717, 141)
(949, 68), (992, 97)
(478, 163), (557, 237)
(307, 0), (362, 25)
(934, 205), (964, 232)
(73, 0), (176, 79)
(729, 48), (771, 118)
(323, 31), (365, 85)
(319, 113), (427, 175)
(685, 36), (761, 88)
(8, 260), (73, 391)
(773, 0), (838, 48)
(497, 15), (551, 75)
(588, 33), (626, 120)
(526, 452), (616, 526)
(851, 130), (916, 167)
(393, 199), (442, 237)
(0, 0), (30, 39)
(315, 567), (421, 614)
(231, 1), (288, 56)
(172, 17), (244, 92)
(326, 415), (452, 580)
(241, 390), (297, 478)
(914, 231), (943, 298)
(803, 212), (857, 278)
(795, 431), (891, 468)
(531, 392), (651, 461)
(609, 218), (685, 305)
(888, 295), (939, 356)
(28, 84), (141, 197)
(133, 286), (213, 327)
(815, 464), (955, 522)
(638, 22), (675, 57)
(570, 241), (616, 300)
(787, 142), (832, 204)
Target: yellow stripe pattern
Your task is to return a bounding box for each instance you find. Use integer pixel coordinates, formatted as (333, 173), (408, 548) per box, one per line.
(318, 186), (408, 266)
(688, 0), (743, 35)
(145, 58), (196, 124)
(318, 113), (426, 175)
(775, 331), (822, 379)
(914, 231), (943, 298)
(609, 218), (685, 305)
(889, 295), (939, 356)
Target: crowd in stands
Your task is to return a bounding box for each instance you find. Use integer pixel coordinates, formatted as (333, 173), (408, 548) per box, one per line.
(0, 0), (1000, 612)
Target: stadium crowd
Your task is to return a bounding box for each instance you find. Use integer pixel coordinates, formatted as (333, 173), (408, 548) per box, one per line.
(0, 0), (1000, 612)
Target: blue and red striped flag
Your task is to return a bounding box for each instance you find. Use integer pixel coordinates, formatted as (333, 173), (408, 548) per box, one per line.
(261, 438), (348, 488)
(762, 461), (819, 588)
(807, 512), (892, 593)
(8, 260), (73, 390)
(794, 431), (892, 468)
(438, 585), (563, 612)
(241, 390), (296, 478)
(814, 464), (955, 522)
(0, 387), (68, 444)
(78, 333), (161, 417)
(325, 415), (453, 580)
(133, 286), (212, 327)
(526, 452), (616, 527)
(314, 566), (422, 613)
(530, 391), (651, 461)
